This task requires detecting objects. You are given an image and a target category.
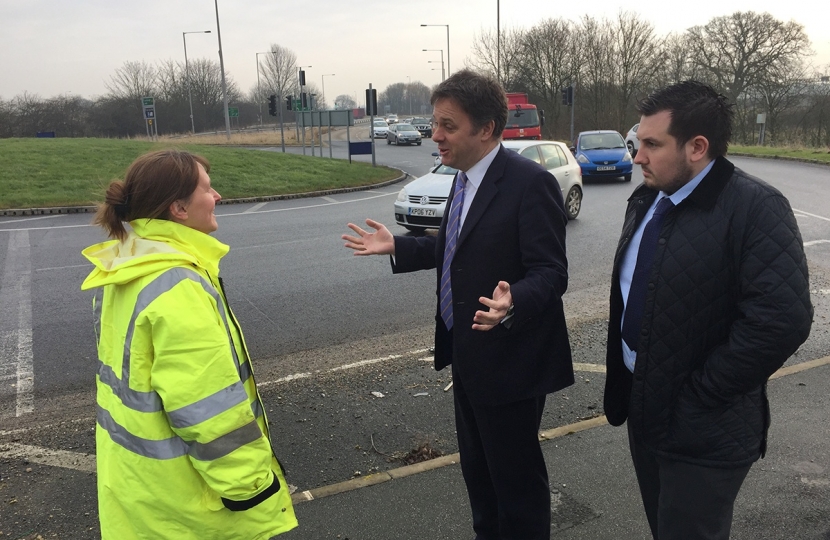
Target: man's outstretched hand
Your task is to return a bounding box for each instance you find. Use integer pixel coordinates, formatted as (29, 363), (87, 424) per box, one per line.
(342, 219), (395, 256)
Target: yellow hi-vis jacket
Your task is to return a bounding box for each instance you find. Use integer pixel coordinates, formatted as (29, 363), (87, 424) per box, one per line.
(81, 218), (297, 539)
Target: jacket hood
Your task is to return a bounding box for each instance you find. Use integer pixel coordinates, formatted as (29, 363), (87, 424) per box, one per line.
(81, 218), (229, 290)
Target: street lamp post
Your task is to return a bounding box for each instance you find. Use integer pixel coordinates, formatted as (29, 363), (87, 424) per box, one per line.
(256, 51), (270, 128)
(321, 74), (335, 110)
(213, 0), (231, 139)
(407, 76), (412, 115)
(182, 30), (211, 134)
(420, 24), (450, 77)
(423, 49), (445, 81)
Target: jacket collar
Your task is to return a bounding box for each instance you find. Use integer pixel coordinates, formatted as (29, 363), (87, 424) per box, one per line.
(628, 155), (735, 210)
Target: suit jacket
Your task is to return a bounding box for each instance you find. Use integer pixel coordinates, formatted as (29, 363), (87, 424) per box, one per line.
(393, 145), (574, 406)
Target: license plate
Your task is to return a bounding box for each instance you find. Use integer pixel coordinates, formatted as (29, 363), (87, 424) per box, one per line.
(596, 165), (616, 171)
(410, 208), (436, 217)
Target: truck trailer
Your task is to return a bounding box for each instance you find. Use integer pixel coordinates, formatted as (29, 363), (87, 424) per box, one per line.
(503, 92), (545, 140)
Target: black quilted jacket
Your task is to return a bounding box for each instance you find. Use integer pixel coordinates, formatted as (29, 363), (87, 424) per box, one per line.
(604, 156), (813, 468)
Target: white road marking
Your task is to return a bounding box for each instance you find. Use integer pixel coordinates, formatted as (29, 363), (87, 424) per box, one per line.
(0, 215), (65, 224)
(244, 202), (268, 213)
(0, 230), (34, 417)
(804, 239), (830, 247)
(36, 263), (92, 272)
(793, 208), (830, 222)
(0, 191), (397, 232)
(321, 196), (337, 203)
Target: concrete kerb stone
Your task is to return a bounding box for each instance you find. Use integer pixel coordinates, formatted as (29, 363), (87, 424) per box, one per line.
(0, 171), (409, 218)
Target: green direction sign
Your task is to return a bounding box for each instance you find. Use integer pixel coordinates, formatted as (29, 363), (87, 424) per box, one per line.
(142, 97), (154, 107)
(228, 107), (239, 118)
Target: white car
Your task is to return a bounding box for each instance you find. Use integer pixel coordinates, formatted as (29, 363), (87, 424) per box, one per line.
(394, 163), (458, 232)
(395, 140), (583, 233)
(372, 120), (389, 139)
(625, 123), (640, 157)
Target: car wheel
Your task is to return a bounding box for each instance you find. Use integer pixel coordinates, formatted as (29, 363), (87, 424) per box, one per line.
(623, 173), (632, 182)
(565, 186), (582, 220)
(417, 141), (422, 146)
(626, 141), (637, 157)
(386, 137), (391, 145)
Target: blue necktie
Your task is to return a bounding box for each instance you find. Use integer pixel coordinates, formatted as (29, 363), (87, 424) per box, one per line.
(439, 172), (468, 330)
(621, 197), (674, 351)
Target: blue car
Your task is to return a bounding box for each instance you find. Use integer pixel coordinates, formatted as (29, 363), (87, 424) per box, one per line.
(571, 130), (633, 182)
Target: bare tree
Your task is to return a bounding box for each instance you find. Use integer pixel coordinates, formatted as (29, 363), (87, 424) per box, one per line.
(105, 61), (157, 102)
(686, 12), (811, 105)
(466, 27), (526, 87)
(260, 44), (299, 103)
(612, 11), (665, 131)
(574, 15), (618, 131)
(379, 83), (407, 114)
(334, 94), (356, 110)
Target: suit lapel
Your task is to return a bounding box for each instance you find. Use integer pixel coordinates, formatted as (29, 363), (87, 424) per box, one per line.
(457, 146), (507, 248)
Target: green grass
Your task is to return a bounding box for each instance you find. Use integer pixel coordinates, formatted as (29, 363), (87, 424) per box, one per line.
(730, 144), (830, 164)
(0, 138), (399, 209)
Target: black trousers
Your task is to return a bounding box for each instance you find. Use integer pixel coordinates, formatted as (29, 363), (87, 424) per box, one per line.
(627, 422), (752, 540)
(452, 365), (550, 540)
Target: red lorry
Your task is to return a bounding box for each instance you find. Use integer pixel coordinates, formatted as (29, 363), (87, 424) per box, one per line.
(503, 92), (545, 140)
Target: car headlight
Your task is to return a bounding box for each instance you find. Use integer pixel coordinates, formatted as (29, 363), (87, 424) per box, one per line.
(622, 152), (632, 162)
(577, 154), (589, 164)
(396, 188), (408, 202)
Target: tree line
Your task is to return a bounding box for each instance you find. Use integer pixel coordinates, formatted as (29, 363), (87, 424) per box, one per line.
(468, 11), (829, 146)
(2, 11), (828, 146)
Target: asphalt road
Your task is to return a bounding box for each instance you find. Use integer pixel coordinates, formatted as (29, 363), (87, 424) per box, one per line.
(1, 134), (829, 538)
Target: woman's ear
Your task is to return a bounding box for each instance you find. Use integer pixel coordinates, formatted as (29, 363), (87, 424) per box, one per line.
(168, 200), (188, 223)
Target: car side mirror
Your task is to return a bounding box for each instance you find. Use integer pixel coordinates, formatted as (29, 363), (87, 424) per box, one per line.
(569, 146), (575, 154)
(539, 110), (545, 127)
(432, 152), (439, 157)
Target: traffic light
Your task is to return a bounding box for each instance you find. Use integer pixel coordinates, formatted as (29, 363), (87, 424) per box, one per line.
(285, 95), (293, 110)
(561, 85), (573, 106)
(301, 92), (308, 110)
(365, 88), (378, 116)
(298, 70), (306, 86)
(268, 94), (277, 116)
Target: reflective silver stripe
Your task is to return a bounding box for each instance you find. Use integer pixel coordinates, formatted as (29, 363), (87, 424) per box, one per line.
(188, 420), (263, 462)
(98, 405), (265, 462)
(251, 398), (263, 419)
(98, 359), (162, 412)
(98, 267), (244, 413)
(239, 359), (252, 382)
(166, 381), (249, 429)
(93, 289), (103, 345)
(98, 405), (188, 460)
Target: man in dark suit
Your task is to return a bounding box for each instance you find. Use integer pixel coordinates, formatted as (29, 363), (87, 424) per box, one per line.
(604, 81), (812, 539)
(343, 69), (573, 539)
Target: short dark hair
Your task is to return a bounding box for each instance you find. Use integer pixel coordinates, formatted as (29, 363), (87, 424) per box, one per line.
(637, 80), (733, 158)
(94, 149), (209, 240)
(431, 69), (508, 138)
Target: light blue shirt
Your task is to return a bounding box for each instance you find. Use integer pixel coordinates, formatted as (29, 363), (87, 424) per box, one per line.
(619, 160), (714, 372)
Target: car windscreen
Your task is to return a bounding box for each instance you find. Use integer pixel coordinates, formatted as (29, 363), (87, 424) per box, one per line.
(411, 118), (428, 124)
(505, 108), (540, 128)
(374, 121), (387, 126)
(434, 164), (459, 175)
(580, 133), (625, 150)
(398, 125), (417, 131)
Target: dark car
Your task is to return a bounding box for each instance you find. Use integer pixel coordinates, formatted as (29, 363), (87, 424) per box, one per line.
(409, 117), (432, 138)
(571, 130), (633, 182)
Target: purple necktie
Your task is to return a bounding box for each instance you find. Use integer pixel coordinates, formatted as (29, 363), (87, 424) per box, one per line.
(439, 172), (468, 330)
(621, 197), (674, 351)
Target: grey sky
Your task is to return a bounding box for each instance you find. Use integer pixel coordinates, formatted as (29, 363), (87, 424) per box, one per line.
(1, 0), (827, 105)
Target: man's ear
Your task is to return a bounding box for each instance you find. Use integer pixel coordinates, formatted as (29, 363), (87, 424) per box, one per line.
(688, 135), (710, 163)
(168, 200), (188, 222)
(479, 120), (496, 141)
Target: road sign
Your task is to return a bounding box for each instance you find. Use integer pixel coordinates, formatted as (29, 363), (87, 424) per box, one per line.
(144, 109), (155, 119)
(142, 97), (154, 107)
(228, 107), (239, 118)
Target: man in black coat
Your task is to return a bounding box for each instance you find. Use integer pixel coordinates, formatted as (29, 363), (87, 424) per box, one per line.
(343, 69), (573, 539)
(605, 80), (813, 540)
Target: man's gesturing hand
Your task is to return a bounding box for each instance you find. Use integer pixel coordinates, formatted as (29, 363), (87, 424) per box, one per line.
(342, 219), (396, 256)
(472, 281), (513, 331)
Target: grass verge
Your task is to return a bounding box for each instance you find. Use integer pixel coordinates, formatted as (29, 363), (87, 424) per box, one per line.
(0, 138), (398, 209)
(730, 144), (830, 164)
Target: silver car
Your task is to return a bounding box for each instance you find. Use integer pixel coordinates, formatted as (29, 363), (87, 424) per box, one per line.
(501, 140), (583, 220)
(387, 123), (422, 146)
(394, 140), (583, 232)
